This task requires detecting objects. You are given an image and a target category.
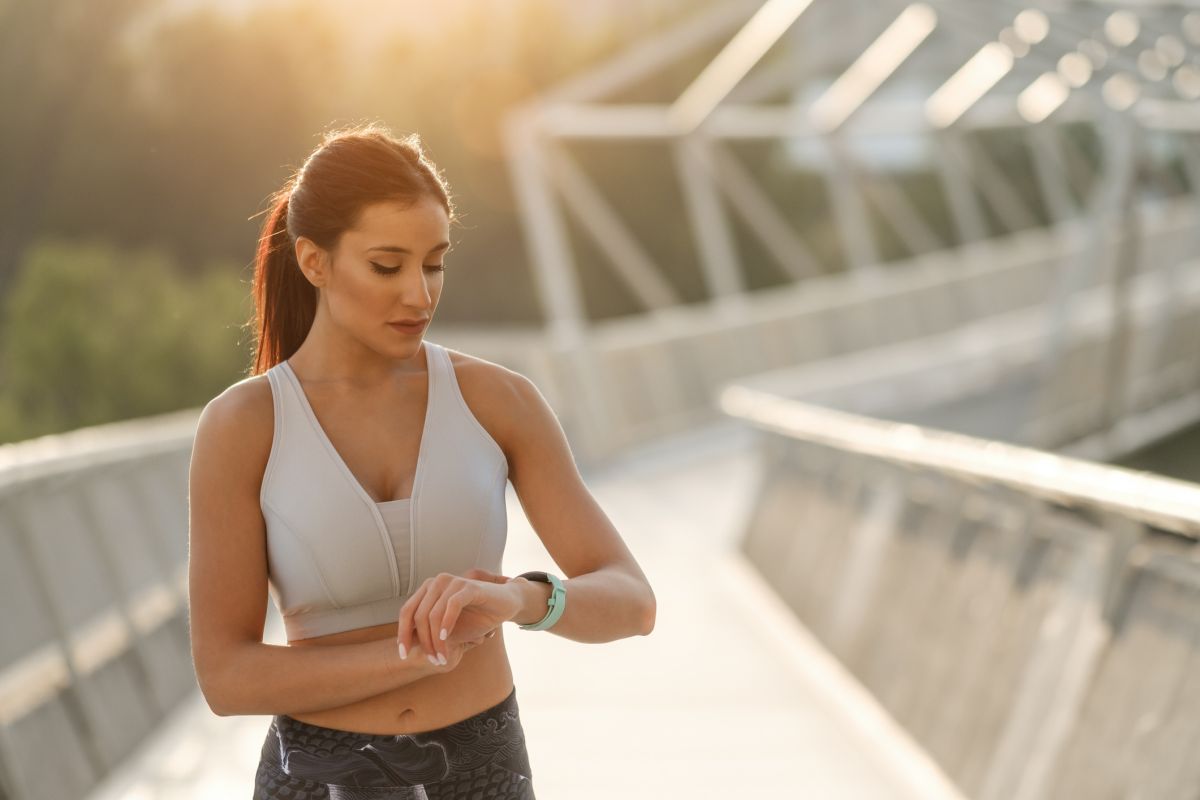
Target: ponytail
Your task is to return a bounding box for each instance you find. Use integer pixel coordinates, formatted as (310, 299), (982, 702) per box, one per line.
(249, 186), (316, 375)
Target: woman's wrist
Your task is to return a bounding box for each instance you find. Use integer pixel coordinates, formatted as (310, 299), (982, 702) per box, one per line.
(509, 576), (553, 626)
(381, 637), (436, 685)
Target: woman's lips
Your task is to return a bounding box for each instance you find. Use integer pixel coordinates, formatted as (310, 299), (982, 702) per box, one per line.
(388, 320), (427, 333)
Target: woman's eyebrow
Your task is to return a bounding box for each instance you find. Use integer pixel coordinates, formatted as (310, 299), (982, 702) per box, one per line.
(367, 241), (451, 254)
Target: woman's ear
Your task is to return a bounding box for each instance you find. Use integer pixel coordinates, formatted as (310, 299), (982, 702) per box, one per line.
(294, 236), (330, 288)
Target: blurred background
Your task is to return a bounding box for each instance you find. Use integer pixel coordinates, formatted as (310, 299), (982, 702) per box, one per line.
(2, 0), (1200, 798)
(0, 0), (710, 442)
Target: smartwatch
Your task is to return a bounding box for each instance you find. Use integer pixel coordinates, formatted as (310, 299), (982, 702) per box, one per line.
(514, 570), (566, 631)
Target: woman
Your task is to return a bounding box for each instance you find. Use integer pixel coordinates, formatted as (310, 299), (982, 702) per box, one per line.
(187, 123), (657, 799)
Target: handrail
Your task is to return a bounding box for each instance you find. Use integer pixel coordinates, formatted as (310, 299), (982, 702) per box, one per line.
(718, 383), (1200, 538)
(0, 410), (199, 499)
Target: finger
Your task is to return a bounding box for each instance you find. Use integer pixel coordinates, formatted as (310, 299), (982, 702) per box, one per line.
(427, 576), (461, 665)
(411, 579), (440, 666)
(417, 577), (448, 666)
(438, 586), (474, 646)
(397, 582), (431, 659)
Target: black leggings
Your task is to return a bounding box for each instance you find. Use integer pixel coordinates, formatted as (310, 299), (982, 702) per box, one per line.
(253, 685), (535, 799)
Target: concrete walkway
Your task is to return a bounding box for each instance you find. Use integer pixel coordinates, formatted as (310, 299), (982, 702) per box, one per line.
(87, 419), (964, 800)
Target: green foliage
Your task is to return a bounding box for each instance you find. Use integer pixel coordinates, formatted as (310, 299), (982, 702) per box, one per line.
(0, 239), (252, 442)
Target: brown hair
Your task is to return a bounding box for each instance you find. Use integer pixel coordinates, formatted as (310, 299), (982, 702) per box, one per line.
(246, 122), (457, 375)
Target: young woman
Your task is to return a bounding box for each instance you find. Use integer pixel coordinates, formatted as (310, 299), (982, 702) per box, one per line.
(187, 123), (656, 799)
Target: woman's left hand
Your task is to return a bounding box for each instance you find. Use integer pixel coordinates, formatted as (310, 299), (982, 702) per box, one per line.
(397, 568), (520, 665)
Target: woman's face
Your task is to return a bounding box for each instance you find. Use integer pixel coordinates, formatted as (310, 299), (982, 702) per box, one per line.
(302, 196), (450, 357)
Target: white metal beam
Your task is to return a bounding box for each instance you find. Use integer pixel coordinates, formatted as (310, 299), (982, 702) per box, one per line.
(858, 168), (948, 256)
(672, 133), (745, 298)
(537, 97), (1096, 141)
(706, 140), (827, 280)
(501, 111), (616, 456)
(808, 3), (938, 132)
(1027, 123), (1080, 225)
(543, 141), (683, 310)
(538, 0), (760, 105)
(668, 0), (818, 133)
(953, 136), (1042, 232)
(934, 130), (990, 245)
(822, 135), (883, 273)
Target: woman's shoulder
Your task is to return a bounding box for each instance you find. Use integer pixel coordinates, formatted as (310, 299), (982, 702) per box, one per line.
(205, 370), (273, 424)
(193, 371), (275, 472)
(438, 344), (533, 457)
(439, 344), (541, 405)
(440, 343), (514, 380)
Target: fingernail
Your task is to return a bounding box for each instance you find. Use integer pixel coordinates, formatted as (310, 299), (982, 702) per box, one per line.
(428, 654), (438, 666)
(438, 652), (447, 666)
(440, 628), (447, 641)
(398, 642), (407, 659)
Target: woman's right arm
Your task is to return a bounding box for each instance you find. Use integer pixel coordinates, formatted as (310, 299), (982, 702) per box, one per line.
(187, 379), (433, 717)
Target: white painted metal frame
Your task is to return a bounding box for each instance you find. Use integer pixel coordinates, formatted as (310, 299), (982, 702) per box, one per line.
(503, 0), (1200, 455)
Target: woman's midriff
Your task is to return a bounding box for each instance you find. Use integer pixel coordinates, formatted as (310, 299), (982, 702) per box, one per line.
(284, 621), (515, 735)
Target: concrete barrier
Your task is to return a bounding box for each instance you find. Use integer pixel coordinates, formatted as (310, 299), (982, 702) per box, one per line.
(1038, 548), (1200, 799)
(720, 384), (1200, 800)
(0, 414), (197, 800)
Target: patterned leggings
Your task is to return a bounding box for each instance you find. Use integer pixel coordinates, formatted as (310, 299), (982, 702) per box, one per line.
(253, 685), (536, 799)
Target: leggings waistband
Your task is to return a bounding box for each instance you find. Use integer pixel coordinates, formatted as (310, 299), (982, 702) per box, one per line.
(259, 685), (531, 789)
(275, 684), (520, 740)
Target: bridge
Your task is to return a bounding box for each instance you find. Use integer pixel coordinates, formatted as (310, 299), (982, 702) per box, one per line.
(3, 1), (1200, 798)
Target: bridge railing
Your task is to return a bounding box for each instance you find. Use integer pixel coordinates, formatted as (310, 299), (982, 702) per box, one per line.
(0, 410), (198, 800)
(719, 381), (1200, 800)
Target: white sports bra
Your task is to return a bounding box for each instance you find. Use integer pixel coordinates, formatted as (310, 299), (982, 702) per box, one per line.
(259, 340), (509, 640)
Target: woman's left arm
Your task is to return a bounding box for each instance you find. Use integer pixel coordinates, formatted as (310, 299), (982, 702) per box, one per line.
(397, 365), (656, 663)
(507, 564), (653, 643)
(499, 369), (656, 643)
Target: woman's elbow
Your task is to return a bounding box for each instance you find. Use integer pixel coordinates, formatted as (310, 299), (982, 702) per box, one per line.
(193, 665), (231, 716)
(194, 659), (236, 716)
(191, 643), (239, 716)
(639, 590), (657, 635)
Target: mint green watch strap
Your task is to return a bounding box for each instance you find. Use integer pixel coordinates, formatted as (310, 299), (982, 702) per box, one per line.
(516, 571), (566, 631)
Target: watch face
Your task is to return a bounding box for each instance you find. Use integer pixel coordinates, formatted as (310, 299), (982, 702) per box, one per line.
(521, 570), (550, 583)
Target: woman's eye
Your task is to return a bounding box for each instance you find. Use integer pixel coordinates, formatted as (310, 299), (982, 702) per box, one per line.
(370, 262), (445, 275)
